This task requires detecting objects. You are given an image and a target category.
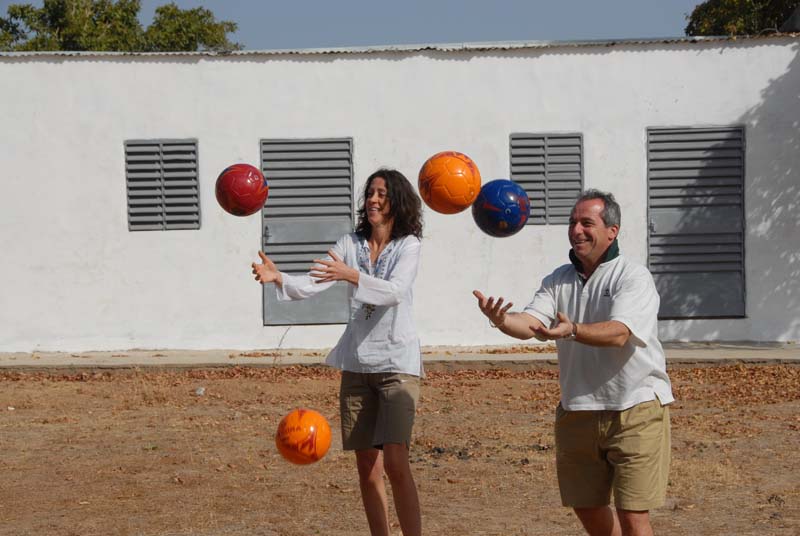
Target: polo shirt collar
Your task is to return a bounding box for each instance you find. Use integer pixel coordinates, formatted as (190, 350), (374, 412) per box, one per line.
(569, 239), (620, 280)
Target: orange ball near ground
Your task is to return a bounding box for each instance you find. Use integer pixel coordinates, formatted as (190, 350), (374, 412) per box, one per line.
(275, 408), (332, 465)
(418, 151), (482, 214)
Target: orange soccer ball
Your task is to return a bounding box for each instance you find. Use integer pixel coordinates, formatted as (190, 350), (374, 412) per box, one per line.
(418, 151), (482, 214)
(275, 408), (332, 465)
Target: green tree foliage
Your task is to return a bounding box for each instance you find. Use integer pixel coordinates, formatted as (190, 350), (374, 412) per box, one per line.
(685, 0), (800, 36)
(0, 0), (240, 52)
(143, 3), (238, 52)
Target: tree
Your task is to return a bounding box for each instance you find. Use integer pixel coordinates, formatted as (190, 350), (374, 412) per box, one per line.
(0, 0), (240, 52)
(143, 3), (238, 52)
(685, 0), (800, 36)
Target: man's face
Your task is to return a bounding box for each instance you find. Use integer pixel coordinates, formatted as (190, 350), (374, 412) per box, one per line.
(568, 198), (619, 267)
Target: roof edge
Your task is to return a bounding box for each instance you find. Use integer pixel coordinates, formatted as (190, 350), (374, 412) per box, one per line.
(1, 34), (798, 57)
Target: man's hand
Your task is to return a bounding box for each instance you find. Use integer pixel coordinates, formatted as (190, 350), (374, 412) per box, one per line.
(473, 290), (513, 328)
(531, 312), (574, 340)
(252, 251), (282, 285)
(473, 290), (548, 340)
(310, 250), (359, 285)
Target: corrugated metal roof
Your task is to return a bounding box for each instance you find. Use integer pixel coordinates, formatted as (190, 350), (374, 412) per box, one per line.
(1, 34), (798, 58)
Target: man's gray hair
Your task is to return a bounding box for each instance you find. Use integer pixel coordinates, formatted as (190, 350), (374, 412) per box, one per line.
(575, 189), (621, 228)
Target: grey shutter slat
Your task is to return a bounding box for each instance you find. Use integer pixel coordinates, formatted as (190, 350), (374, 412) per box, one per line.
(649, 177), (742, 188)
(264, 151), (352, 160)
(649, 130), (743, 143)
(650, 140), (743, 151)
(650, 234), (742, 246)
(270, 187), (348, 198)
(261, 138), (353, 325)
(262, 206), (353, 217)
(125, 139), (200, 232)
(511, 133), (582, 225)
(127, 163), (161, 172)
(266, 160), (351, 170)
(647, 127), (745, 318)
(268, 196), (352, 207)
(649, 168), (743, 179)
(266, 169), (352, 179)
(262, 141), (352, 151)
(269, 178), (352, 188)
(650, 149), (743, 160)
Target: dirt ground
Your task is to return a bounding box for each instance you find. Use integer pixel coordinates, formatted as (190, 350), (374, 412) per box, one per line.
(1, 362), (798, 536)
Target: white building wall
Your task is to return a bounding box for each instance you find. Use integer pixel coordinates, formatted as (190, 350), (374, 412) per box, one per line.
(1, 38), (798, 352)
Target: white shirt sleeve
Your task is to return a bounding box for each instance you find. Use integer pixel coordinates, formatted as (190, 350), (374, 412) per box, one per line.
(609, 268), (659, 347)
(353, 238), (421, 306)
(275, 236), (346, 301)
(523, 273), (557, 328)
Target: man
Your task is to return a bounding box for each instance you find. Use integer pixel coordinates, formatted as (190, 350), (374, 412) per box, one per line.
(474, 189), (673, 536)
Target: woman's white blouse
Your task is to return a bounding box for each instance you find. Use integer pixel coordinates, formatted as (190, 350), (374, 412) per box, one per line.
(275, 233), (423, 377)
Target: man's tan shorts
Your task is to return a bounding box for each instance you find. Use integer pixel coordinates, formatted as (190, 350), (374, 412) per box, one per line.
(555, 399), (671, 511)
(340, 371), (420, 450)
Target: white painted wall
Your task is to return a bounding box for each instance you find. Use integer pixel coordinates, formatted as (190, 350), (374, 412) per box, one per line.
(1, 38), (798, 352)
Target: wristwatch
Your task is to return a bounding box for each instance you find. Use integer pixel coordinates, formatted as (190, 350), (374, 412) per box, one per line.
(566, 323), (578, 340)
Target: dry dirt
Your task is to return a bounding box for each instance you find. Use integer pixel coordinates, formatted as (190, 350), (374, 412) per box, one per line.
(1, 362), (798, 535)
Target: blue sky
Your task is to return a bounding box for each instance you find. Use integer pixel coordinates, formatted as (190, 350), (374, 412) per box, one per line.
(2, 0), (706, 50)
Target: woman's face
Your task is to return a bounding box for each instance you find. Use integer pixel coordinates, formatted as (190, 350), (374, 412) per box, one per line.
(366, 177), (393, 227)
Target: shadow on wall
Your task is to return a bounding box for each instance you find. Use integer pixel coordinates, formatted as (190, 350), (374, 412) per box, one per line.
(655, 41), (799, 341)
(740, 42), (800, 340)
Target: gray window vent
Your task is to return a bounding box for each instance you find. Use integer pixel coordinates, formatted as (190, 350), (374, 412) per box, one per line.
(510, 133), (583, 225)
(125, 139), (200, 231)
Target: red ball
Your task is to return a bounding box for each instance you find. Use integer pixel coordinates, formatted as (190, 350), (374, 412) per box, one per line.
(215, 163), (269, 217)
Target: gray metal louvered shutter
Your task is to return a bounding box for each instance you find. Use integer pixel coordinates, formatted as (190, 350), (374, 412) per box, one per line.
(261, 138), (354, 325)
(647, 127), (746, 318)
(510, 133), (583, 224)
(125, 139), (200, 231)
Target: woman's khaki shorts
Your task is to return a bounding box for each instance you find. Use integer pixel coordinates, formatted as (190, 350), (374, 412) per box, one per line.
(555, 399), (671, 511)
(339, 371), (420, 450)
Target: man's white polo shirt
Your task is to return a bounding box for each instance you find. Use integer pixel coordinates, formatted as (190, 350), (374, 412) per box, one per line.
(524, 255), (674, 411)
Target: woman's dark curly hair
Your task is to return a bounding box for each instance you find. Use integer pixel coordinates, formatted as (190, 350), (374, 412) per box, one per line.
(355, 168), (423, 240)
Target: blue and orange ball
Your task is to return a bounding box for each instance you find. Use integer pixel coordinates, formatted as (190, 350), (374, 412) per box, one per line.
(471, 179), (530, 237)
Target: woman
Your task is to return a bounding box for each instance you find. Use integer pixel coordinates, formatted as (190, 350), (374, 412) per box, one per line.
(252, 168), (424, 536)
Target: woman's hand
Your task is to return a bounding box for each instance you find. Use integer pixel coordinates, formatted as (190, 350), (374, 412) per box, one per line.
(252, 251), (282, 286)
(310, 250), (359, 285)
